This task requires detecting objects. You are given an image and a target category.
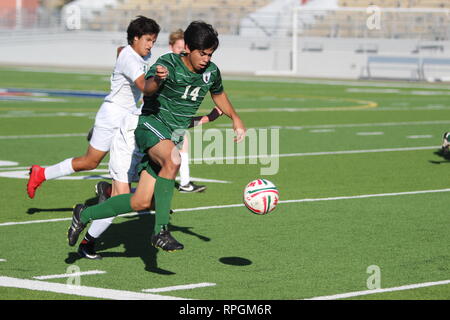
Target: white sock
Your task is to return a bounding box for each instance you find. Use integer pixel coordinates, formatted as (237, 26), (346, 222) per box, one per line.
(179, 152), (190, 186)
(44, 158), (75, 180)
(87, 217), (115, 238)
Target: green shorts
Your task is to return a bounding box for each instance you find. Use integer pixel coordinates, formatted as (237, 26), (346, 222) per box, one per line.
(134, 114), (184, 178)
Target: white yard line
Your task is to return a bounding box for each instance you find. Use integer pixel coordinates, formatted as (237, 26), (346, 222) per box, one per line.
(0, 276), (186, 300)
(356, 132), (384, 136)
(0, 259), (6, 262)
(280, 188), (450, 204)
(0, 146), (440, 178)
(0, 133), (86, 140)
(0, 112), (95, 119)
(0, 120), (449, 140)
(0, 163), (109, 171)
(191, 145), (438, 162)
(2, 188), (450, 227)
(266, 120), (450, 130)
(0, 161), (18, 166)
(305, 279), (450, 300)
(310, 129), (335, 133)
(407, 135), (433, 139)
(33, 270), (106, 280)
(142, 282), (216, 293)
(225, 76), (450, 90)
(214, 120), (450, 130)
(0, 217), (72, 227)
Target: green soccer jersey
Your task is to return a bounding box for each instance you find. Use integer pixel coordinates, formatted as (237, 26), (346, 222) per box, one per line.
(142, 52), (224, 131)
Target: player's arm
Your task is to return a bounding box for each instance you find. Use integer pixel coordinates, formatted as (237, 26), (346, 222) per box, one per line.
(189, 106), (223, 128)
(142, 65), (168, 95)
(211, 91), (246, 143)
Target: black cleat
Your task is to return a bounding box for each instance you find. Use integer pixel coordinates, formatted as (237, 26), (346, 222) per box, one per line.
(95, 181), (112, 204)
(441, 132), (450, 155)
(78, 241), (102, 260)
(151, 228), (184, 252)
(68, 204), (87, 247)
(177, 181), (206, 193)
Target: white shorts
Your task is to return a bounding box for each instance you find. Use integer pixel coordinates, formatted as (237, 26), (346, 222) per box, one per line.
(89, 101), (132, 152)
(109, 113), (144, 183)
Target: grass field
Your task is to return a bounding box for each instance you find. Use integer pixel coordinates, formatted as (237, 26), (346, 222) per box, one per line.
(1, 66), (450, 301)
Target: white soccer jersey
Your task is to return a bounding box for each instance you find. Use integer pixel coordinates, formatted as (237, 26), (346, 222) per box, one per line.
(90, 45), (150, 152)
(104, 45), (151, 111)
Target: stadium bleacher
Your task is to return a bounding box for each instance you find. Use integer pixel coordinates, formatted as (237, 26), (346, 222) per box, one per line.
(339, 0), (448, 8)
(86, 0), (272, 34)
(299, 0), (449, 39)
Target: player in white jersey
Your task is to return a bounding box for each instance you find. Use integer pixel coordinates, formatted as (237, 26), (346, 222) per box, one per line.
(26, 16), (161, 200)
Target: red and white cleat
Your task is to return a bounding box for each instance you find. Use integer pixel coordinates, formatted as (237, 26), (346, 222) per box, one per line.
(27, 165), (46, 199)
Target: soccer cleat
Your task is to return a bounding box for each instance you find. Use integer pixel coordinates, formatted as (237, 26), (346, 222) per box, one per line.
(151, 228), (184, 252)
(68, 204), (87, 247)
(27, 165), (46, 199)
(78, 240), (102, 260)
(441, 132), (450, 155)
(177, 181), (207, 193)
(95, 181), (112, 204)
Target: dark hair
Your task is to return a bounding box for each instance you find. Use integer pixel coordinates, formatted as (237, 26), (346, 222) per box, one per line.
(127, 16), (160, 45)
(184, 21), (219, 52)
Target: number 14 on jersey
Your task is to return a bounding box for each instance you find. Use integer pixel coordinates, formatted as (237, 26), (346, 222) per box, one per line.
(181, 86), (201, 101)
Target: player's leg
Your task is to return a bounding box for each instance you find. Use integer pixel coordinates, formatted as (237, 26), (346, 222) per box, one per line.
(79, 116), (138, 259)
(144, 139), (183, 251)
(179, 135), (191, 187)
(148, 139), (179, 230)
(177, 134), (207, 193)
(27, 126), (112, 199)
(68, 170), (157, 247)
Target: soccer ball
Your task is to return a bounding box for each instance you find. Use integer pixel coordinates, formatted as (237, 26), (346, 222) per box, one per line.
(243, 179), (279, 215)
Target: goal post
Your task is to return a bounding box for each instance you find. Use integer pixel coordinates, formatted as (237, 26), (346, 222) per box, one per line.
(255, 6), (450, 79)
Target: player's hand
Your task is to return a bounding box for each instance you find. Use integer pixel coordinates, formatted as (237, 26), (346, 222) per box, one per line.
(155, 65), (168, 82)
(233, 117), (246, 143)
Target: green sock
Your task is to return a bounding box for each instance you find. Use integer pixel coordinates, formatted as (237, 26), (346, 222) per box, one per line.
(81, 193), (133, 225)
(154, 176), (175, 234)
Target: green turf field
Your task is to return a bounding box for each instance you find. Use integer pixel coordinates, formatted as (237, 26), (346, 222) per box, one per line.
(1, 67), (450, 300)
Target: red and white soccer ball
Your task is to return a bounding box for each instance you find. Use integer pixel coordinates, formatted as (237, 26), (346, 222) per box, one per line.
(243, 179), (279, 215)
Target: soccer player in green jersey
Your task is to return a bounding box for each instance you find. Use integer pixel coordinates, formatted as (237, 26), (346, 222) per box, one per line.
(67, 21), (246, 252)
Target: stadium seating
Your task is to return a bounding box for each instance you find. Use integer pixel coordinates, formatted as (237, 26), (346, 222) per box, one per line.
(339, 0), (448, 8)
(299, 0), (449, 39)
(86, 0), (272, 34)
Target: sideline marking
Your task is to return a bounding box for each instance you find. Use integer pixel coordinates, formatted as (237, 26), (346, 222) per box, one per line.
(0, 276), (186, 300)
(0, 169), (231, 184)
(0, 161), (18, 166)
(0, 112), (95, 119)
(0, 259), (6, 262)
(33, 270), (106, 280)
(356, 132), (384, 136)
(0, 120), (449, 140)
(407, 135), (433, 139)
(305, 279), (450, 300)
(310, 129), (335, 133)
(215, 120), (450, 129)
(0, 145), (440, 180)
(2, 187), (450, 227)
(0, 133), (86, 140)
(142, 282), (216, 293)
(191, 145), (438, 162)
